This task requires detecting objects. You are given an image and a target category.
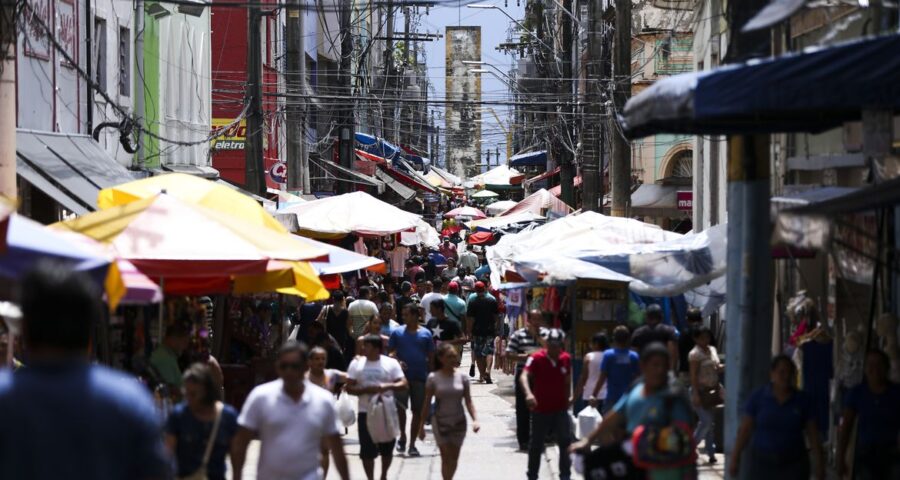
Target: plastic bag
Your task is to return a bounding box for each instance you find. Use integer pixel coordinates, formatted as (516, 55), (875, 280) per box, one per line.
(577, 406), (601, 439)
(366, 394), (400, 443)
(336, 392), (356, 428)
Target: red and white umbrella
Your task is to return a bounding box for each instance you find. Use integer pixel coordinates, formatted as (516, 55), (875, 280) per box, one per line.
(444, 206), (487, 219)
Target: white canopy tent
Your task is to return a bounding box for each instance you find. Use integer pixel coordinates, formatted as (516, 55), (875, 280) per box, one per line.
(275, 191), (421, 237)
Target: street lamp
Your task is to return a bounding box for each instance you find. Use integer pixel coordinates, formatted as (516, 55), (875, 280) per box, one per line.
(466, 4), (556, 54)
(462, 61), (514, 82)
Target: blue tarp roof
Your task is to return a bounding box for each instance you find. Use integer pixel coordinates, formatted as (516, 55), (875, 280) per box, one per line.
(621, 34), (900, 138)
(509, 150), (547, 167)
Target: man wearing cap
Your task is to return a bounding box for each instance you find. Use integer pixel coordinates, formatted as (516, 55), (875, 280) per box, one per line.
(631, 303), (679, 372)
(520, 328), (573, 480)
(466, 281), (500, 384)
(395, 281), (418, 316)
(439, 237), (458, 261)
(443, 282), (467, 327)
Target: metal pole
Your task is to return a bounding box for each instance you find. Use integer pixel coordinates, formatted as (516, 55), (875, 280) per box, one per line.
(337, 0), (354, 193)
(580, 0), (601, 212)
(0, 0), (16, 199)
(135, 0), (146, 168)
(383, 1), (395, 142)
(245, 7), (266, 195)
(609, 0), (630, 217)
(557, 0), (574, 207)
(286, 0), (303, 191)
(298, 6), (309, 193)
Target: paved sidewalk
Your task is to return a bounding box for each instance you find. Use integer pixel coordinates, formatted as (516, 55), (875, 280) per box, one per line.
(228, 357), (726, 479)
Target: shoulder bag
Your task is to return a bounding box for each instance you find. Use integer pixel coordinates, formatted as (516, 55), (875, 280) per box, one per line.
(179, 401), (224, 480)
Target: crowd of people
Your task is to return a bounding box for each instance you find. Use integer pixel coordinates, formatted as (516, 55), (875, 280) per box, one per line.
(2, 247), (900, 480)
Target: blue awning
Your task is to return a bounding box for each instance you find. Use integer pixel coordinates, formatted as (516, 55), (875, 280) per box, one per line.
(355, 132), (377, 145)
(509, 150), (547, 167)
(355, 133), (401, 160)
(621, 34), (900, 139)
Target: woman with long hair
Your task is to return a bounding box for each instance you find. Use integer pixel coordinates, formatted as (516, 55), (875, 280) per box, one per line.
(355, 313), (390, 356)
(306, 346), (347, 478)
(165, 363), (238, 480)
(417, 343), (480, 479)
(729, 355), (825, 479)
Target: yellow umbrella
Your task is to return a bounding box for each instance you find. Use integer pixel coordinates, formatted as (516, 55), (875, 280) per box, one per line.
(233, 261), (329, 301)
(98, 173), (286, 234)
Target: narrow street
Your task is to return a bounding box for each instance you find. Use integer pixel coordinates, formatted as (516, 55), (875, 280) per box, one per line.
(229, 356), (726, 479)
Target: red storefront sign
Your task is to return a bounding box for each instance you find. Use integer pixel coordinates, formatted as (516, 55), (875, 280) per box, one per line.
(677, 191), (693, 211)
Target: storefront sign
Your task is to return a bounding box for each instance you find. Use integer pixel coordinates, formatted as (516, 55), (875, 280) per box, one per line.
(677, 191), (693, 211)
(210, 118), (247, 150)
(57, 0), (77, 67)
(269, 161), (286, 185)
(23, 0), (52, 60)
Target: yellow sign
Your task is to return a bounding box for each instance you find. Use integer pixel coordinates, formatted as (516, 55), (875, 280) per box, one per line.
(211, 118), (247, 151)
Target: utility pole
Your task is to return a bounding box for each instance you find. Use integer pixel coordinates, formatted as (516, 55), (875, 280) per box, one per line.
(722, 1), (772, 478)
(286, 0), (308, 192)
(580, 0), (602, 212)
(134, 0), (146, 168)
(557, 0), (575, 207)
(245, 6), (266, 195)
(337, 0), (354, 193)
(609, 0), (630, 217)
(0, 0), (16, 200)
(382, 1), (395, 143)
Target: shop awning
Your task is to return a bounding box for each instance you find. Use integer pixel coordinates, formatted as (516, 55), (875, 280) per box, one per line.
(549, 175), (582, 196)
(388, 160), (439, 194)
(374, 168), (417, 201)
(162, 164), (219, 179)
(630, 184), (688, 217)
(523, 167), (560, 188)
(509, 150), (547, 167)
(16, 129), (137, 213)
(621, 33), (900, 139)
(319, 159), (385, 193)
(786, 177), (900, 216)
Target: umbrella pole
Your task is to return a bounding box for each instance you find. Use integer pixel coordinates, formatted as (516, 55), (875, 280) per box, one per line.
(158, 277), (165, 342)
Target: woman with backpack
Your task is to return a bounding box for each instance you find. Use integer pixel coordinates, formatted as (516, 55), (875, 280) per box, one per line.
(729, 355), (825, 479)
(570, 342), (696, 480)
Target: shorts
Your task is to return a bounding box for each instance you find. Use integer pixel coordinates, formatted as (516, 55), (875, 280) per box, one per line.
(394, 380), (426, 412)
(358, 413), (396, 460)
(473, 336), (496, 357)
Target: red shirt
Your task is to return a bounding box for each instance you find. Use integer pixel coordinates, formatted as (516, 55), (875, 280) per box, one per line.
(524, 350), (572, 413)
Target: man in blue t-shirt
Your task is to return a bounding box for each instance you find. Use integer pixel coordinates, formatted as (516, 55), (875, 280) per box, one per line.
(0, 262), (170, 480)
(590, 326), (640, 412)
(837, 350), (900, 479)
(388, 303), (435, 457)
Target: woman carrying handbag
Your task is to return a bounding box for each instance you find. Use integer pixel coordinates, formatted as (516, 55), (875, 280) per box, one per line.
(165, 364), (238, 480)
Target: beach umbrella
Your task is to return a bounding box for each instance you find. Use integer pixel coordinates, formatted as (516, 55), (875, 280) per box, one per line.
(444, 206), (487, 220)
(471, 190), (499, 199)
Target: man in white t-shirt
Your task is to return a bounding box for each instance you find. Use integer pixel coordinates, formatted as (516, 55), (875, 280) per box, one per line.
(348, 286), (380, 338)
(419, 279), (444, 323)
(458, 245), (479, 272)
(346, 335), (408, 480)
(231, 341), (349, 480)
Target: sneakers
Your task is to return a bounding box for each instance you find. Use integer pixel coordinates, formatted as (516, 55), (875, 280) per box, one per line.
(469, 364), (476, 378)
(396, 439), (406, 453)
(407, 446), (421, 457)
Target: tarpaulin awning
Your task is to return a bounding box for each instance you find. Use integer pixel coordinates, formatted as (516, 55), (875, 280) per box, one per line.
(473, 165), (525, 188)
(485, 200), (518, 216)
(401, 219), (441, 248)
(466, 211), (545, 231)
(319, 160), (385, 192)
(374, 168), (417, 201)
(630, 184), (688, 217)
(621, 34), (900, 139)
(295, 236), (386, 275)
(502, 188), (572, 217)
(549, 176), (582, 196)
(467, 231), (495, 245)
(388, 160), (439, 193)
(523, 167), (560, 187)
(275, 191), (422, 237)
(16, 129), (137, 214)
(429, 166), (463, 187)
(355, 149), (388, 164)
(509, 150), (548, 167)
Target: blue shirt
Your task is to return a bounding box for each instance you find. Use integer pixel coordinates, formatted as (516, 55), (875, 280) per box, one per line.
(475, 264), (491, 280)
(429, 252), (447, 267)
(389, 327), (435, 382)
(613, 382), (693, 434)
(600, 347), (640, 406)
(743, 385), (813, 454)
(0, 362), (170, 479)
(444, 294), (467, 324)
(166, 403), (239, 480)
(845, 381), (900, 448)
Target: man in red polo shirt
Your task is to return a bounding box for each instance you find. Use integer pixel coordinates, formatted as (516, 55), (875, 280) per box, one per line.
(520, 328), (573, 480)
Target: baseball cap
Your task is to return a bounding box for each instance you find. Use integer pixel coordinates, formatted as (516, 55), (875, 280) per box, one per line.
(448, 281), (460, 293)
(474, 281), (486, 292)
(541, 328), (566, 344)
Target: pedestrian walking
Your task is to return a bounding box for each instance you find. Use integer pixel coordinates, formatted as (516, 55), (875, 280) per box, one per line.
(356, 313), (392, 355)
(420, 280), (444, 323)
(441, 258), (459, 282)
(307, 346), (349, 478)
(149, 323), (191, 400)
(440, 237), (458, 261)
(520, 328), (573, 480)
(631, 304), (679, 372)
(589, 325), (639, 412)
(678, 308), (703, 381)
(0, 262), (170, 480)
(346, 334), (409, 480)
(426, 299), (466, 349)
(572, 343), (695, 480)
(837, 349), (900, 479)
(388, 303), (435, 457)
(457, 245), (479, 272)
(348, 287), (380, 339)
(573, 332), (610, 413)
(319, 290), (354, 365)
(466, 281), (500, 384)
(505, 309), (546, 451)
(688, 326), (723, 464)
(231, 340), (350, 480)
(395, 281), (418, 314)
(377, 302), (401, 336)
(308, 320), (347, 371)
(165, 363), (238, 480)
(729, 354), (825, 480)
(416, 343), (481, 480)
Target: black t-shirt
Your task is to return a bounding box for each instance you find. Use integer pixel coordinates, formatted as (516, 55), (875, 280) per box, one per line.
(631, 323), (677, 354)
(678, 326), (698, 373)
(466, 295), (499, 336)
(426, 318), (463, 342)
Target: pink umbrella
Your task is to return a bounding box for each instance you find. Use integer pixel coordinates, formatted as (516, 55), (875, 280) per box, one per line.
(444, 206), (487, 219)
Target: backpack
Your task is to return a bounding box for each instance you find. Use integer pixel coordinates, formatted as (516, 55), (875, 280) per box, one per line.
(629, 386), (696, 470)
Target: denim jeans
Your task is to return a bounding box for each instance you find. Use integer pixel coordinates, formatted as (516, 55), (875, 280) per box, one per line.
(514, 364), (531, 449)
(693, 404), (716, 457)
(528, 410), (572, 480)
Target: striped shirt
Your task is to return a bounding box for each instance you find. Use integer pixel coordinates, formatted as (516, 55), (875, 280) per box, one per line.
(506, 327), (545, 364)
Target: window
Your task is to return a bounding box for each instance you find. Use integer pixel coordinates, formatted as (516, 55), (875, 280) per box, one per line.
(94, 17), (107, 91)
(118, 27), (130, 96)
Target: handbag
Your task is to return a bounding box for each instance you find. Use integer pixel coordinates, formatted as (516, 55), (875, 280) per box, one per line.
(179, 401), (224, 480)
(697, 384), (723, 409)
(366, 394), (400, 444)
(630, 393), (696, 470)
